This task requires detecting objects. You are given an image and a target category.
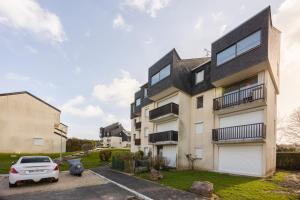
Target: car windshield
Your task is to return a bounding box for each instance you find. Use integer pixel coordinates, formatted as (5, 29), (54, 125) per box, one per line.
(20, 157), (50, 163)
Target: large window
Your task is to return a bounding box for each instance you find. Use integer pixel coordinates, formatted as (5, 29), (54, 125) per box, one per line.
(151, 64), (171, 85)
(195, 70), (204, 84)
(195, 148), (203, 159)
(237, 30), (261, 55)
(217, 30), (261, 66)
(135, 98), (141, 107)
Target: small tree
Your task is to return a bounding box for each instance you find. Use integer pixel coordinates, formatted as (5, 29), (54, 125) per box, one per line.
(186, 154), (201, 170)
(287, 108), (300, 139)
(82, 143), (93, 155)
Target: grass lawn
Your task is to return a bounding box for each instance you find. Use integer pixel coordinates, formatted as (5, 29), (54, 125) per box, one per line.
(0, 148), (129, 174)
(137, 170), (298, 200)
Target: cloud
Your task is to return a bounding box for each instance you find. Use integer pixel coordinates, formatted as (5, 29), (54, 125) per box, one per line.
(25, 45), (38, 54)
(273, 0), (300, 117)
(0, 0), (66, 43)
(113, 14), (132, 32)
(93, 70), (140, 107)
(194, 17), (203, 31)
(211, 11), (223, 22)
(219, 24), (228, 36)
(5, 72), (31, 81)
(123, 0), (171, 18)
(73, 66), (81, 75)
(62, 96), (103, 118)
(145, 36), (153, 45)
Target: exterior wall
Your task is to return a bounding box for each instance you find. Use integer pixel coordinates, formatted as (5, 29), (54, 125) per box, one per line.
(131, 116), (141, 152)
(0, 93), (66, 153)
(140, 103), (154, 154)
(189, 89), (215, 170)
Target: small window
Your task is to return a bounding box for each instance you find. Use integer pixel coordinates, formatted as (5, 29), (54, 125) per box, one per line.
(144, 88), (148, 98)
(135, 98), (141, 107)
(237, 30), (261, 55)
(217, 45), (236, 65)
(145, 108), (149, 118)
(195, 148), (203, 159)
(197, 96), (203, 108)
(144, 147), (149, 155)
(195, 122), (204, 134)
(195, 70), (204, 84)
(144, 127), (149, 137)
(33, 138), (44, 146)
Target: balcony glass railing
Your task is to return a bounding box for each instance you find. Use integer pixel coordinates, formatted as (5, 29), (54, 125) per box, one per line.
(149, 103), (179, 120)
(149, 131), (178, 143)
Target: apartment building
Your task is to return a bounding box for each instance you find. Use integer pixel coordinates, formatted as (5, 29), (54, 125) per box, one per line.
(0, 91), (68, 153)
(130, 7), (280, 177)
(99, 122), (131, 148)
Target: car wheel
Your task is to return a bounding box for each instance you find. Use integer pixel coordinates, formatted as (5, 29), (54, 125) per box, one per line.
(9, 183), (17, 188)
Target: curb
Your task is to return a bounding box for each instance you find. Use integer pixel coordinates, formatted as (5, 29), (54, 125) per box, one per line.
(89, 170), (153, 200)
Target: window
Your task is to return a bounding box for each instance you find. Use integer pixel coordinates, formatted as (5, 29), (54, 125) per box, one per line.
(33, 138), (44, 146)
(135, 98), (141, 107)
(195, 70), (204, 84)
(237, 30), (261, 55)
(144, 127), (149, 137)
(196, 96), (203, 108)
(159, 64), (171, 80)
(21, 157), (50, 163)
(217, 30), (261, 66)
(217, 45), (236, 65)
(144, 147), (149, 155)
(145, 108), (149, 118)
(151, 64), (171, 85)
(144, 88), (148, 98)
(195, 122), (204, 134)
(195, 148), (203, 159)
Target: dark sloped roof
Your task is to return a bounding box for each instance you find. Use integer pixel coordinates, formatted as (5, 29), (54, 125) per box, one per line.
(0, 91), (61, 112)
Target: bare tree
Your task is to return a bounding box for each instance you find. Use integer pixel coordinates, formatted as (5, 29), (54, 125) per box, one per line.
(287, 108), (300, 139)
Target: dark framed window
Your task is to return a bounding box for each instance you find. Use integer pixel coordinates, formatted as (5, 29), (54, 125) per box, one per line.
(197, 96), (203, 108)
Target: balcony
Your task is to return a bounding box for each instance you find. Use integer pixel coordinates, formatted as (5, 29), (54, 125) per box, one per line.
(213, 84), (265, 111)
(212, 123), (266, 143)
(149, 131), (178, 145)
(149, 103), (179, 122)
(135, 139), (141, 146)
(135, 122), (141, 130)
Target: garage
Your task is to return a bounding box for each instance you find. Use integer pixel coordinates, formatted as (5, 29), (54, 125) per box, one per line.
(161, 145), (177, 168)
(218, 145), (263, 176)
(157, 120), (178, 132)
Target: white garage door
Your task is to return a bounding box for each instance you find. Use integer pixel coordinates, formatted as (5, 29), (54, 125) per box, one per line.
(158, 95), (178, 107)
(157, 120), (178, 132)
(220, 110), (264, 128)
(162, 145), (177, 168)
(218, 145), (263, 176)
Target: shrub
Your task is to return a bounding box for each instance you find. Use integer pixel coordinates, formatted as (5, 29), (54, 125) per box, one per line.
(150, 156), (170, 170)
(276, 152), (300, 170)
(99, 149), (112, 161)
(112, 151), (134, 173)
(134, 150), (144, 160)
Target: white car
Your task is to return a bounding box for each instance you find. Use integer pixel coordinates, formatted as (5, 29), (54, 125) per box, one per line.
(9, 156), (59, 187)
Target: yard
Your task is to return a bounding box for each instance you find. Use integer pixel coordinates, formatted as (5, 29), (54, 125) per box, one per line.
(137, 170), (298, 200)
(0, 148), (129, 174)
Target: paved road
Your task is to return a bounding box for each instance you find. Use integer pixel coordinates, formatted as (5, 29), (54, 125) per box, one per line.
(0, 171), (138, 200)
(92, 166), (204, 200)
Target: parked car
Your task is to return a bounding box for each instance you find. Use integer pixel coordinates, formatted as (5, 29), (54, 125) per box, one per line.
(9, 156), (59, 187)
(67, 159), (84, 176)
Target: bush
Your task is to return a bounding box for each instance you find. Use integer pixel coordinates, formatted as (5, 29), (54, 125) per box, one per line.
(276, 152), (300, 170)
(150, 156), (170, 170)
(112, 151), (134, 173)
(134, 150), (144, 160)
(99, 149), (112, 161)
(82, 143), (93, 155)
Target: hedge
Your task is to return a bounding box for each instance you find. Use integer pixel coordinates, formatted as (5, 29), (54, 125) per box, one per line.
(276, 152), (300, 170)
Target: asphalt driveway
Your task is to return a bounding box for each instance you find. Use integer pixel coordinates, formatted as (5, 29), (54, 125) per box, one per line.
(0, 171), (138, 200)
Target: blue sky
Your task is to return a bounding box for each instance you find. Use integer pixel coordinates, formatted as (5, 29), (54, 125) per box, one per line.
(0, 0), (299, 142)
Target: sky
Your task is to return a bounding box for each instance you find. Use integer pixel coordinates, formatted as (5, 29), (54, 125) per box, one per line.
(0, 0), (299, 142)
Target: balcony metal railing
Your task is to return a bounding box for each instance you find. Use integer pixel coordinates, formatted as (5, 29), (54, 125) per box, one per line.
(149, 103), (179, 120)
(213, 84), (265, 110)
(212, 123), (266, 141)
(135, 122), (141, 130)
(135, 139), (141, 145)
(149, 131), (178, 143)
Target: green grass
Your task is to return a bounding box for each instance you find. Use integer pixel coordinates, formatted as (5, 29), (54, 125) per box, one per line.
(137, 170), (297, 200)
(0, 148), (129, 174)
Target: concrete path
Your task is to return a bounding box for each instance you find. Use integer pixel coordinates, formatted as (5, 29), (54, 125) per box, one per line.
(92, 166), (204, 200)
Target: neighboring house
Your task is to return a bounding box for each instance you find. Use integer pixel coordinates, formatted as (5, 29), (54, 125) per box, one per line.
(0, 91), (68, 153)
(99, 123), (131, 148)
(130, 7), (280, 177)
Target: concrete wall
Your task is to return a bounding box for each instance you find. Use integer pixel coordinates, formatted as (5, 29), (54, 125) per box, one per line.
(0, 93), (67, 153)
